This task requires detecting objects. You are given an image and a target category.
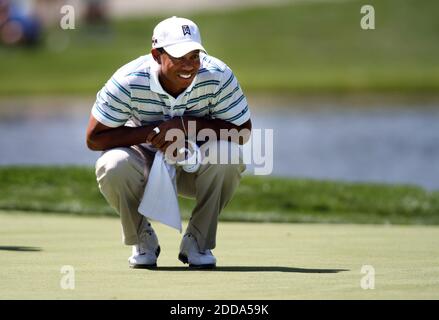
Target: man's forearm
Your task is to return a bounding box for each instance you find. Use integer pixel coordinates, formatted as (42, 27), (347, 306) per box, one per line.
(87, 125), (156, 151)
(88, 116), (252, 152)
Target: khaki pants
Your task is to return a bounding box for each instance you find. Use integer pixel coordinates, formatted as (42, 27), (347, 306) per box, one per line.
(95, 141), (245, 251)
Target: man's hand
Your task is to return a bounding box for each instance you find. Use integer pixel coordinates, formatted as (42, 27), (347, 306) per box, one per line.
(146, 117), (186, 154)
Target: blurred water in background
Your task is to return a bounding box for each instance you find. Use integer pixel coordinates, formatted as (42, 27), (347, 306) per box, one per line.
(0, 99), (438, 190)
(252, 104), (439, 190)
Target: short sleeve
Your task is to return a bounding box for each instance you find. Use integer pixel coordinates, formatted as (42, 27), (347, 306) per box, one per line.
(210, 67), (250, 126)
(91, 75), (132, 127)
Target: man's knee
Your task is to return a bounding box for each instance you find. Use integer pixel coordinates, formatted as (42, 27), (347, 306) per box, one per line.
(200, 163), (245, 182)
(218, 163), (246, 177)
(96, 148), (136, 185)
(200, 140), (243, 166)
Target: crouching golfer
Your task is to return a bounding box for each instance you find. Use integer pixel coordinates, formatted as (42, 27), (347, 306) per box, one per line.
(86, 16), (252, 269)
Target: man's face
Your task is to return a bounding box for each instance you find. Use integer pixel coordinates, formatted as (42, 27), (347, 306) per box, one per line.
(155, 49), (201, 96)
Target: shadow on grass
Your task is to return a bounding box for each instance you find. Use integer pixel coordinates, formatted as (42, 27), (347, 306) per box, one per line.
(0, 246), (42, 252)
(151, 266), (349, 273)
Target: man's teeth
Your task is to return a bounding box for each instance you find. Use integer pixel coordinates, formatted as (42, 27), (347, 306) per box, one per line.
(179, 74), (191, 79)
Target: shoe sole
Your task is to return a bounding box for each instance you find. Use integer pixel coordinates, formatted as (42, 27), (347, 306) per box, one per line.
(178, 253), (216, 269)
(129, 263), (157, 269)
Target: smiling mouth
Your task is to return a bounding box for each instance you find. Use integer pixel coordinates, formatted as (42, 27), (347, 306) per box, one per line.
(178, 73), (192, 79)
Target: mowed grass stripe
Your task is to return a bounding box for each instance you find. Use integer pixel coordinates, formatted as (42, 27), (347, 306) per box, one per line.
(1, 0), (439, 96)
(0, 166), (438, 225)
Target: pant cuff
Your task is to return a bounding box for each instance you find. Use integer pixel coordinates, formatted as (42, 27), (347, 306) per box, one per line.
(185, 225), (215, 251)
(123, 235), (138, 246)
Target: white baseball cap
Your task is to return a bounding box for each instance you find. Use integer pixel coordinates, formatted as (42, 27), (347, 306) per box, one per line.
(152, 16), (206, 58)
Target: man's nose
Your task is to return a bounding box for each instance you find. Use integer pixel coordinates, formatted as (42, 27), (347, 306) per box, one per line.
(181, 59), (197, 71)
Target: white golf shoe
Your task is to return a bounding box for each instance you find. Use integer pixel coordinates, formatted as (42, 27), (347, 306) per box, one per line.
(128, 222), (160, 268)
(178, 234), (216, 269)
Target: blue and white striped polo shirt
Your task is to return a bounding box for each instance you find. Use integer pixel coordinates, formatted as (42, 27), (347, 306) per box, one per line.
(91, 53), (250, 128)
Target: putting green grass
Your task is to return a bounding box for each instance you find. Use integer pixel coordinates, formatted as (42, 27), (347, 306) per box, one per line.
(1, 212), (438, 299)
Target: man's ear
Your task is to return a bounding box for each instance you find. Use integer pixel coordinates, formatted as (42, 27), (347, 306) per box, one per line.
(151, 48), (162, 64)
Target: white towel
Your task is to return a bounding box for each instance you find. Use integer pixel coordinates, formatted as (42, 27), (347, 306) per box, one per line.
(138, 151), (182, 232)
